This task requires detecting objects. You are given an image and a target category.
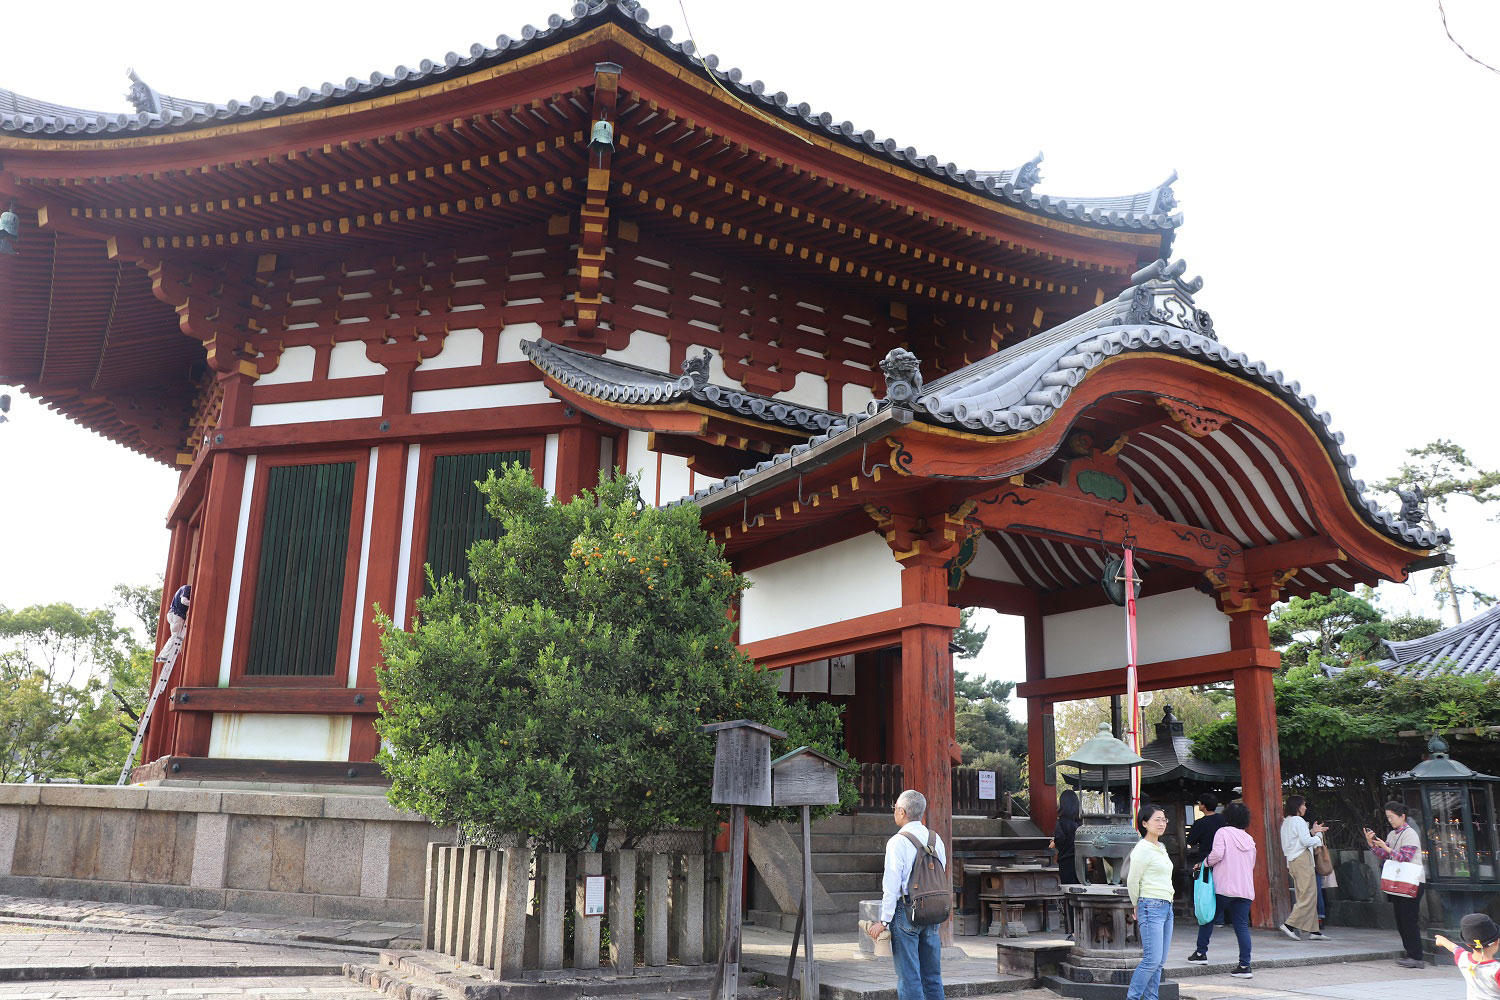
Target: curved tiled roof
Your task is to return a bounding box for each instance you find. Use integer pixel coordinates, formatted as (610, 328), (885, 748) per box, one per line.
(0, 2), (1179, 235)
(685, 259), (1447, 554)
(1372, 603), (1500, 679)
(520, 337), (846, 433)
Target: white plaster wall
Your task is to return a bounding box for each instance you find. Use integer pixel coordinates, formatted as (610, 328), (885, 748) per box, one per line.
(625, 430), (655, 502)
(740, 533), (902, 644)
(606, 331), (671, 373)
(208, 713), (353, 761)
(498, 322), (541, 364)
(409, 382), (553, 413)
(393, 444), (421, 630)
(250, 396), (383, 427)
(777, 371), (829, 410)
(217, 456), (257, 687)
(1041, 588), (1230, 679)
(347, 447), (379, 687)
(257, 345), (316, 385)
(657, 453), (693, 506)
(967, 534), (1023, 585)
(841, 383), (876, 414)
(543, 433), (560, 499)
(328, 341), (384, 379)
(417, 328), (484, 370)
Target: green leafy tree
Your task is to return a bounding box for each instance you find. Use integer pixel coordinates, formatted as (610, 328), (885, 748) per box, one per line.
(1266, 589), (1441, 670)
(1376, 439), (1500, 624)
(1190, 664), (1500, 837)
(953, 670), (1026, 792)
(953, 608), (989, 660)
(376, 465), (851, 852)
(0, 594), (154, 782)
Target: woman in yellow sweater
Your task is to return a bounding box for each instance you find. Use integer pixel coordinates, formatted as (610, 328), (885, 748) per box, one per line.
(1126, 804), (1175, 1000)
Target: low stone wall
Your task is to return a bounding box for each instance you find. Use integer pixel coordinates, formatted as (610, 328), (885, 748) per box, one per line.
(0, 783), (453, 921)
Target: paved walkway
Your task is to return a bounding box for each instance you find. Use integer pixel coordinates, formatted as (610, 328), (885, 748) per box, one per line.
(1000, 957), (1463, 999)
(0, 894), (420, 950)
(0, 975), (379, 999)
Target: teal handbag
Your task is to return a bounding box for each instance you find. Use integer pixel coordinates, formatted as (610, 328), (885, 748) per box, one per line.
(1193, 863), (1217, 925)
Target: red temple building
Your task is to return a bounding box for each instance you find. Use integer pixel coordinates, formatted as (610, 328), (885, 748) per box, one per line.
(0, 1), (1445, 927)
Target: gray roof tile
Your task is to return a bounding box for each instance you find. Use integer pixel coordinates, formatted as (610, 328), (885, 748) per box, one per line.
(683, 258), (1448, 553)
(0, 2), (1177, 234)
(1372, 603), (1500, 679)
(520, 337), (848, 433)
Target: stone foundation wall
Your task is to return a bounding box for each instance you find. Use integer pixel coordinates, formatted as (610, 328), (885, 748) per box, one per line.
(0, 783), (454, 921)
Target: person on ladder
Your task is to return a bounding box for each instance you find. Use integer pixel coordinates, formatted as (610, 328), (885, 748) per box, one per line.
(158, 584), (190, 661)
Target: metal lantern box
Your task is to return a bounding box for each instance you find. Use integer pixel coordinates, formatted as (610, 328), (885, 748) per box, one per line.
(700, 719), (786, 807)
(771, 746), (847, 807)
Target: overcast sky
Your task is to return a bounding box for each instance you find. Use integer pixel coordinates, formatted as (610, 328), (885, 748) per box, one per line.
(2, 1), (1497, 688)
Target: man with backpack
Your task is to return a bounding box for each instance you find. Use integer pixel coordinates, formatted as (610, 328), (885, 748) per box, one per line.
(866, 788), (949, 999)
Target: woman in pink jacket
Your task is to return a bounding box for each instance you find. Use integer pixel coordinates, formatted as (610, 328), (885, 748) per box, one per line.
(1187, 801), (1257, 979)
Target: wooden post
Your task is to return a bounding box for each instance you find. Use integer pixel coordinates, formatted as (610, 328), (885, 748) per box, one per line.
(895, 559), (957, 946)
(722, 805), (746, 1000)
(799, 804), (817, 1000)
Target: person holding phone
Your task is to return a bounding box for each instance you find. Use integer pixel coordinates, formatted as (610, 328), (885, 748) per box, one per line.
(1367, 800), (1426, 969)
(1279, 795), (1330, 941)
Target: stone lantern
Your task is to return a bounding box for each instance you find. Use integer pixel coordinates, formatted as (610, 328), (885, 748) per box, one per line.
(1390, 735), (1500, 922)
(1044, 723), (1176, 999)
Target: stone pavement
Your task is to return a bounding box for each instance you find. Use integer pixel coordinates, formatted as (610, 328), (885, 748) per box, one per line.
(998, 957), (1464, 999)
(0, 975), (380, 998)
(0, 894), (420, 950)
(739, 921), (1404, 998)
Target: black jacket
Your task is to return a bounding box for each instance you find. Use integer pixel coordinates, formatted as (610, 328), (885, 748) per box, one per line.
(1187, 812), (1226, 863)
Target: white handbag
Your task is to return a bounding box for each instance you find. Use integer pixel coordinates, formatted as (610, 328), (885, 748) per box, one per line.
(1380, 859), (1421, 898)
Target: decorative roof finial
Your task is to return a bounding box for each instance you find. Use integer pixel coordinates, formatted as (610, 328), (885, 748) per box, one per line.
(1428, 733), (1449, 757)
(124, 69), (160, 116)
(681, 349), (711, 390)
(879, 347), (923, 405)
(1150, 169), (1179, 217)
(1396, 484), (1426, 527)
(1014, 151), (1044, 192)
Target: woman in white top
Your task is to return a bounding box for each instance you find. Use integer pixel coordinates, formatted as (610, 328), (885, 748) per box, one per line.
(1279, 795), (1330, 941)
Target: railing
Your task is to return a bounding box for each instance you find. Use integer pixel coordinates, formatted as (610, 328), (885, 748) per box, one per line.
(423, 844), (723, 975)
(855, 762), (904, 812)
(855, 762), (1009, 817)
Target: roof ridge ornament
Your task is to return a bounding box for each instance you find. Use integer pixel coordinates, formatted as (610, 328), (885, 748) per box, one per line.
(125, 68), (160, 116)
(682, 349), (711, 390)
(1014, 151), (1044, 192)
(1396, 484), (1426, 527)
(879, 347), (923, 406)
(1105, 258), (1215, 339)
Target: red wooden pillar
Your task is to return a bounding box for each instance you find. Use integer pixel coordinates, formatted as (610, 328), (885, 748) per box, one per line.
(171, 371), (254, 758)
(1226, 607), (1289, 928)
(893, 558), (959, 943)
(171, 449), (247, 757)
(553, 424), (602, 503)
(1023, 609), (1057, 834)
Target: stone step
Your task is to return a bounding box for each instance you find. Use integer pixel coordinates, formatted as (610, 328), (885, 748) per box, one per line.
(811, 852), (885, 874)
(809, 833), (889, 853)
(826, 889), (878, 912)
(354, 953), (723, 1000)
(816, 871), (884, 894)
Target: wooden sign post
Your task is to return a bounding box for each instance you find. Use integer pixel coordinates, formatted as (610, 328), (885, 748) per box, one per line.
(701, 720), (785, 1000)
(772, 746), (847, 1000)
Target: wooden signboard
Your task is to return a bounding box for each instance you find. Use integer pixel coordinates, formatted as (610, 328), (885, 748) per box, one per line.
(770, 746), (848, 1000)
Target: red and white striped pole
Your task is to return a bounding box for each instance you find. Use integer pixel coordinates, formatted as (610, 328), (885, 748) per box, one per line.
(1123, 547), (1142, 818)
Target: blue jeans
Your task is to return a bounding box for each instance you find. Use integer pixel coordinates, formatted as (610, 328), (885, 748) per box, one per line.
(1128, 897), (1174, 1000)
(890, 906), (944, 1000)
(1194, 895), (1251, 966)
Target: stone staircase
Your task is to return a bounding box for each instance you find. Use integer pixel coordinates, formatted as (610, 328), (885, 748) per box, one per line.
(749, 813), (1042, 932)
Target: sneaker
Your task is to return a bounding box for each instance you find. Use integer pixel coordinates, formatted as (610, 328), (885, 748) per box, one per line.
(1396, 957), (1425, 969)
(1187, 951), (1208, 963)
(1279, 923), (1301, 941)
(1307, 931), (1332, 941)
(1231, 966), (1254, 979)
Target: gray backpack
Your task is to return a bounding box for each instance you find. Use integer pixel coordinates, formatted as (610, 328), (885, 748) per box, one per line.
(901, 830), (951, 926)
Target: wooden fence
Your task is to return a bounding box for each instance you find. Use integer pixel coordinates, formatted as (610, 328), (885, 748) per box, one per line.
(855, 762), (1008, 816)
(422, 844), (724, 975)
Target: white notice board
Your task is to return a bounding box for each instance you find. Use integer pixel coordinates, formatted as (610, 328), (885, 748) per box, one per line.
(583, 875), (606, 916)
(978, 771), (996, 800)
